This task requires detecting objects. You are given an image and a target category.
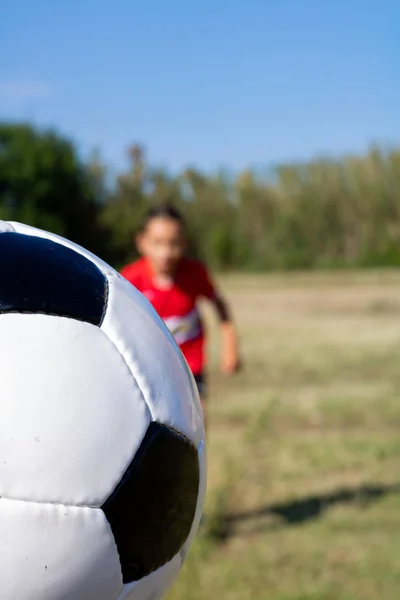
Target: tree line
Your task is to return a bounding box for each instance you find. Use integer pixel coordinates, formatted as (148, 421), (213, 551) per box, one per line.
(1, 122), (399, 271)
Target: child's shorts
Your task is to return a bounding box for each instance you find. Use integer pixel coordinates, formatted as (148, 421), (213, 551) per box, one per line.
(193, 373), (207, 398)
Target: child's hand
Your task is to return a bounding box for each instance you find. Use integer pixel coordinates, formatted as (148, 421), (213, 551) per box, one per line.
(220, 320), (241, 375)
(220, 351), (241, 375)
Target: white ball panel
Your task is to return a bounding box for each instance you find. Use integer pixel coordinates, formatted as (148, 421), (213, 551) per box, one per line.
(180, 438), (207, 561)
(0, 314), (150, 506)
(116, 555), (181, 600)
(102, 273), (204, 447)
(0, 220), (15, 233)
(7, 222), (204, 447)
(0, 498), (123, 600)
(7, 225), (201, 391)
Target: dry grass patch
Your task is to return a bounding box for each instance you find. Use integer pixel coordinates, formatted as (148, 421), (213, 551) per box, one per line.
(167, 271), (400, 600)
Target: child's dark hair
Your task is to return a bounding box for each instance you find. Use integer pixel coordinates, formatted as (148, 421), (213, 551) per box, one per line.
(141, 203), (186, 232)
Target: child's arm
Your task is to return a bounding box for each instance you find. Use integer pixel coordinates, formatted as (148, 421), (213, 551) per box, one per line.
(212, 294), (241, 375)
(196, 261), (241, 375)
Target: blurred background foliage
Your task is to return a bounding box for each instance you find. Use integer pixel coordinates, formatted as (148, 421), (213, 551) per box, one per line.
(2, 122), (400, 271)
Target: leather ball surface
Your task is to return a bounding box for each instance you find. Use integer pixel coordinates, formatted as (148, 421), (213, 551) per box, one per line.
(0, 221), (206, 600)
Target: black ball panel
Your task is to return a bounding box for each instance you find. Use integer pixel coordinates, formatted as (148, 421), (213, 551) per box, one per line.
(0, 233), (107, 325)
(102, 422), (199, 583)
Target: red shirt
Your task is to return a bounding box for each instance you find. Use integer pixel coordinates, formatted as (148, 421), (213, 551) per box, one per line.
(120, 257), (216, 375)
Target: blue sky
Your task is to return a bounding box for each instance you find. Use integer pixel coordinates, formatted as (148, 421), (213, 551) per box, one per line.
(1, 0), (398, 173)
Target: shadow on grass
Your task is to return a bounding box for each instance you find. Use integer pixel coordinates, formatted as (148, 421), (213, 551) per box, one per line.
(206, 482), (400, 542)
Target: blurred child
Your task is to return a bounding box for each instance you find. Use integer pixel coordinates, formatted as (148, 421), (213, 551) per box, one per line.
(120, 203), (241, 428)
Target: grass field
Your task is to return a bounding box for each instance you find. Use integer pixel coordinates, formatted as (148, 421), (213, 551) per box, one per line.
(167, 271), (400, 600)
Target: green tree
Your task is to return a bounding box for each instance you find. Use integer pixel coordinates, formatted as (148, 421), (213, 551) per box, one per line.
(102, 142), (400, 271)
(0, 123), (109, 259)
(7, 121), (397, 273)
(101, 143), (150, 266)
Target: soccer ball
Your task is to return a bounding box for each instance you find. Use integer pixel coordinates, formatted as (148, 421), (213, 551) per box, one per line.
(0, 221), (206, 600)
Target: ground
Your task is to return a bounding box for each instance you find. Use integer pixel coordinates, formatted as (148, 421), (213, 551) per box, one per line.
(166, 271), (400, 600)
